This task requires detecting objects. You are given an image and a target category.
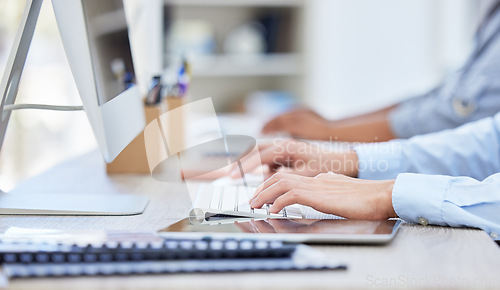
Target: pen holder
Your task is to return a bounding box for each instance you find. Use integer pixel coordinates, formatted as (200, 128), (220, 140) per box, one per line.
(106, 102), (166, 174)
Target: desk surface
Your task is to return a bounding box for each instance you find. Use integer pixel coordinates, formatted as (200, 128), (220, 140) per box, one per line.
(2, 151), (500, 289)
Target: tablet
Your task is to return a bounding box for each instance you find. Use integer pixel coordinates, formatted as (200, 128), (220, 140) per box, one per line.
(160, 218), (402, 244)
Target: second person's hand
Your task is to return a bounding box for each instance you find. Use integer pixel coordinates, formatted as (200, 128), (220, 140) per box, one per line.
(262, 108), (332, 140)
(229, 138), (359, 179)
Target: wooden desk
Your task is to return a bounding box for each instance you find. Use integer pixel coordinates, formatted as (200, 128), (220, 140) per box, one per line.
(2, 151), (500, 289)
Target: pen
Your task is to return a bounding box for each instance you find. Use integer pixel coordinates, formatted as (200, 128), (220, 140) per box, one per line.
(177, 58), (191, 98)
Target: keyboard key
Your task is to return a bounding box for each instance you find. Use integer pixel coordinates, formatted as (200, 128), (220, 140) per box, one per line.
(239, 185), (255, 200)
(237, 202), (251, 212)
(220, 186), (237, 211)
(252, 208), (268, 215)
(194, 183), (214, 209)
(237, 186), (252, 211)
(281, 208), (287, 217)
(195, 183), (302, 219)
(210, 186), (222, 210)
(285, 205), (302, 218)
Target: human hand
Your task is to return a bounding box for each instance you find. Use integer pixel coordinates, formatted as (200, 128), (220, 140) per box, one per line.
(262, 108), (331, 140)
(229, 139), (358, 179)
(249, 172), (397, 220)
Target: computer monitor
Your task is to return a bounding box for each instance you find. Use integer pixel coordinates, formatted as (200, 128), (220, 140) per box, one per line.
(53, 0), (145, 162)
(0, 0), (148, 215)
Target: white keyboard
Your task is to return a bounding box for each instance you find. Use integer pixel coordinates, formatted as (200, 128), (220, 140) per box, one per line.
(192, 183), (302, 220)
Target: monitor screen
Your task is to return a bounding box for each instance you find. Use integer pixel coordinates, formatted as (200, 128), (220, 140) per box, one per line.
(82, 0), (135, 105)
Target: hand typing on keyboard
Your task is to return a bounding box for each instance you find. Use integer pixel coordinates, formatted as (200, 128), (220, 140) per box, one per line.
(193, 183), (302, 220)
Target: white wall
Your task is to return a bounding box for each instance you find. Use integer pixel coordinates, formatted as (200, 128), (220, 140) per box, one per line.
(306, 0), (480, 119)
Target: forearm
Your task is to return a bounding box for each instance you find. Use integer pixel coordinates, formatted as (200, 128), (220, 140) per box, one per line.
(316, 150), (359, 177)
(327, 118), (396, 142)
(276, 141), (360, 177)
(325, 105), (397, 142)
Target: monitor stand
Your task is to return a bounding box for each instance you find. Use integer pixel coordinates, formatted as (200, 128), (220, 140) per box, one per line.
(0, 0), (149, 216)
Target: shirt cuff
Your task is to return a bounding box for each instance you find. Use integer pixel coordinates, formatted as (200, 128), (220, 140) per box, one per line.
(392, 173), (450, 226)
(354, 142), (403, 180)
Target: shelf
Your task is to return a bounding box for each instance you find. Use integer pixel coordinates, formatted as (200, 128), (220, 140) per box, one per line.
(188, 53), (304, 77)
(164, 0), (304, 8)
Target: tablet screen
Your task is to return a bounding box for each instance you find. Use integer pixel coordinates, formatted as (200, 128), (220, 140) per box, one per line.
(160, 218), (401, 244)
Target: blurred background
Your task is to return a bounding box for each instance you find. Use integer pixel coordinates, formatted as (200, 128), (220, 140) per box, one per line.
(0, 0), (494, 190)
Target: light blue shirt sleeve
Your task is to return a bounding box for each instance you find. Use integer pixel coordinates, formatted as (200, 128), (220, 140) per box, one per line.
(388, 7), (500, 139)
(392, 173), (500, 239)
(354, 113), (500, 238)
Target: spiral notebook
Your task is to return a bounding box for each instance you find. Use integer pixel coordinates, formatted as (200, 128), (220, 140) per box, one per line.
(0, 227), (346, 278)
